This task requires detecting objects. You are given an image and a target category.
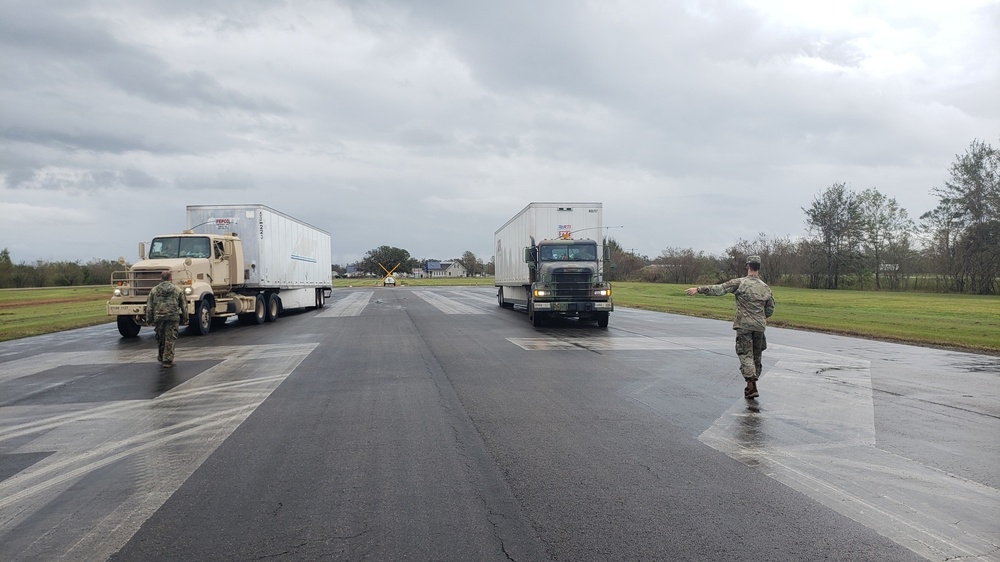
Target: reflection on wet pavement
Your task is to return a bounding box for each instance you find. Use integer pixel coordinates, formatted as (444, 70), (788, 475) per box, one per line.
(0, 343), (317, 562)
(699, 344), (999, 562)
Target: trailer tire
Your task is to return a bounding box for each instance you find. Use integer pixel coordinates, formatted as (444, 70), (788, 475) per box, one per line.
(117, 316), (141, 338)
(497, 287), (514, 309)
(252, 294), (266, 324)
(191, 299), (212, 336)
(265, 293), (280, 322)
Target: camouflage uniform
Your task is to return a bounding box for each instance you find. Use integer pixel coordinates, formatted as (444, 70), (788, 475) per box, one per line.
(146, 280), (188, 366)
(695, 274), (775, 382)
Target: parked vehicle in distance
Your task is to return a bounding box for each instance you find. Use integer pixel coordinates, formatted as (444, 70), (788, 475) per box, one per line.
(107, 204), (332, 337)
(495, 202), (613, 327)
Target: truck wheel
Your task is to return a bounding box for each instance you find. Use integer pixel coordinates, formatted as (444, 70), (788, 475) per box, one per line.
(529, 303), (545, 327)
(117, 316), (141, 338)
(192, 299), (212, 335)
(265, 293), (280, 322)
(596, 311), (610, 328)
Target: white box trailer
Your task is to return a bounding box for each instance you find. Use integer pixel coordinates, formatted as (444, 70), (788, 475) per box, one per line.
(186, 205), (332, 310)
(495, 202), (612, 327)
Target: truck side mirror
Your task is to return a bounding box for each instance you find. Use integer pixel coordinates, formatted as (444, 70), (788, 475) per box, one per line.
(603, 246), (611, 260)
(524, 247), (537, 264)
(139, 242), (146, 260)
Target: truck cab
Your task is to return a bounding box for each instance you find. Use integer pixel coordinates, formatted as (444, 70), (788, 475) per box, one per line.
(525, 238), (612, 327)
(107, 232), (257, 337)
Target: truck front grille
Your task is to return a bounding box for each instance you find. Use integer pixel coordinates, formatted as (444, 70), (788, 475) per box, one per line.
(112, 269), (166, 297)
(132, 271), (164, 296)
(551, 271), (593, 299)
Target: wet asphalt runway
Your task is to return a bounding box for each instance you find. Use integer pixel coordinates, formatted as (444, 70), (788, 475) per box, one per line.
(0, 286), (997, 561)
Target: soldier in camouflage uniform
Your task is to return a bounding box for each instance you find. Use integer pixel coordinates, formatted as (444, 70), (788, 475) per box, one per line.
(146, 271), (189, 368)
(685, 255), (775, 399)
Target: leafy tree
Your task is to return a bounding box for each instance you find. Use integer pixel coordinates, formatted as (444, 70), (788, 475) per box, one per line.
(0, 248), (12, 288)
(857, 188), (914, 290)
(457, 251), (482, 277)
(84, 258), (127, 285)
(923, 138), (1000, 294)
(804, 183), (862, 289)
(359, 246), (413, 276)
(604, 238), (649, 281)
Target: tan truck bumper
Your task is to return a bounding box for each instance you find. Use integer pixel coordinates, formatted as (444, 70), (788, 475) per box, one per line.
(107, 303), (147, 316)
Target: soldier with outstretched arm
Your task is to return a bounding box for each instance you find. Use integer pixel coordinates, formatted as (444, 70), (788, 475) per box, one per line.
(686, 255), (775, 399)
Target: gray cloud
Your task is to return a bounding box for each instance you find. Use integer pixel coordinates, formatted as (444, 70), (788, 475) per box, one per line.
(0, 0), (996, 266)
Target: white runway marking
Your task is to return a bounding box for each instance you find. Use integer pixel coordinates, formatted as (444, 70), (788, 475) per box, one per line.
(699, 344), (1000, 562)
(444, 289), (498, 307)
(317, 291), (373, 317)
(507, 335), (732, 351)
(412, 290), (487, 315)
(0, 343), (317, 562)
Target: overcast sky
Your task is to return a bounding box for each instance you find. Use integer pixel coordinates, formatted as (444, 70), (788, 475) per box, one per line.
(2, 0), (998, 267)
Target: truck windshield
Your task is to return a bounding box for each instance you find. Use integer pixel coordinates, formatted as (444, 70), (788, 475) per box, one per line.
(148, 237), (212, 259)
(540, 244), (597, 261)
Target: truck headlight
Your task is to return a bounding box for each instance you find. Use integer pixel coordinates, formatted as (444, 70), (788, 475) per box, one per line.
(593, 288), (611, 297)
(185, 287), (193, 295)
(113, 288), (123, 297)
(533, 289), (548, 297)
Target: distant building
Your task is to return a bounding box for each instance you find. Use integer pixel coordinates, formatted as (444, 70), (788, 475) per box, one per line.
(417, 260), (467, 278)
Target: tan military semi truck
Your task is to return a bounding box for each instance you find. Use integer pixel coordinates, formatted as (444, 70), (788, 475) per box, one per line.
(108, 204), (332, 337)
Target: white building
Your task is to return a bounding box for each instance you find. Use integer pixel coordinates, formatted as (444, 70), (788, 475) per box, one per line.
(417, 260), (468, 278)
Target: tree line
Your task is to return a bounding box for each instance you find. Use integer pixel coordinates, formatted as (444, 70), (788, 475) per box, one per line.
(610, 138), (999, 295)
(3, 139), (995, 294)
(0, 249), (125, 288)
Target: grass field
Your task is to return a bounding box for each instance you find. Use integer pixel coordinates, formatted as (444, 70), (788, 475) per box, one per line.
(0, 286), (117, 341)
(2, 281), (998, 354)
(611, 282), (1000, 353)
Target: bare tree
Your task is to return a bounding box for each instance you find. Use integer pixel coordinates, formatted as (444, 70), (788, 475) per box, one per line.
(652, 247), (710, 284)
(724, 232), (795, 285)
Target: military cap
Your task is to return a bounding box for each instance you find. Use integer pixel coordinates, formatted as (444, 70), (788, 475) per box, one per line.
(746, 255), (761, 264)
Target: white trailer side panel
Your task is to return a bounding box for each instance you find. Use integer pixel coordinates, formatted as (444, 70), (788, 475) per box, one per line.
(186, 205), (332, 289)
(494, 202), (603, 286)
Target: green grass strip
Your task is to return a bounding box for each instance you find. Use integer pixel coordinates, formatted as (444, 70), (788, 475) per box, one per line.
(612, 282), (1000, 353)
(1, 282), (997, 354)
